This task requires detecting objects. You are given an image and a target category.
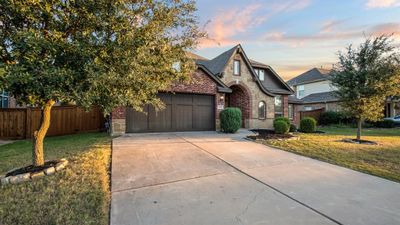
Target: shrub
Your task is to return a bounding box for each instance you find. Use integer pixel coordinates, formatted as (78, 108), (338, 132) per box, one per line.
(274, 117), (290, 127)
(374, 119), (395, 128)
(274, 120), (290, 134)
(320, 111), (343, 125)
(289, 124), (297, 132)
(220, 107), (242, 133)
(300, 117), (317, 133)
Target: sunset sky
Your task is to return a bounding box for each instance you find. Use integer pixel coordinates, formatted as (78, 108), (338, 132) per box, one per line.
(194, 0), (400, 80)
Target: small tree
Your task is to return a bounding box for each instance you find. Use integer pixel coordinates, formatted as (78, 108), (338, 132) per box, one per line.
(331, 35), (400, 141)
(0, 0), (203, 166)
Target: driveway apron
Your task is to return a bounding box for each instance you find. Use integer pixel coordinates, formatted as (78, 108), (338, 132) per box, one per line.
(111, 131), (400, 225)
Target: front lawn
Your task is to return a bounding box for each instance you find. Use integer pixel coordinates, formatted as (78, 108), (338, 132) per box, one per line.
(261, 127), (400, 182)
(0, 132), (111, 225)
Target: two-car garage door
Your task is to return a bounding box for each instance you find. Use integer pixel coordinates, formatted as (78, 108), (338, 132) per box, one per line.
(126, 93), (215, 132)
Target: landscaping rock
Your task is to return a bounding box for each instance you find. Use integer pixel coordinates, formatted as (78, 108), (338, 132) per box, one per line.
(55, 162), (65, 171)
(44, 166), (56, 175)
(1, 176), (10, 186)
(30, 171), (45, 179)
(9, 173), (31, 184)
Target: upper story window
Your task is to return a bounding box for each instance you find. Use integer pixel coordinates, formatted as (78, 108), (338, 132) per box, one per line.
(258, 69), (265, 81)
(254, 68), (265, 81)
(297, 85), (305, 98)
(275, 95), (283, 118)
(233, 60), (240, 76)
(0, 91), (9, 108)
(258, 101), (266, 119)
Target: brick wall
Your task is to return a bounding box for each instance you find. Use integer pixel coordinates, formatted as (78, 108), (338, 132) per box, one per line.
(169, 69), (218, 95)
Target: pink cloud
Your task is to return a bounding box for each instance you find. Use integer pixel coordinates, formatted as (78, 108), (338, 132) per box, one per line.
(263, 22), (400, 47)
(199, 4), (266, 48)
(366, 0), (400, 8)
(198, 0), (312, 49)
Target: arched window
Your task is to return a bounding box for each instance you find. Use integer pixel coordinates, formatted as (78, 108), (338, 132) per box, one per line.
(258, 101), (266, 119)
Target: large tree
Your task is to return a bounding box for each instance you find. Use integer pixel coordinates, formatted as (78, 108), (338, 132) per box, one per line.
(331, 35), (400, 141)
(0, 0), (203, 166)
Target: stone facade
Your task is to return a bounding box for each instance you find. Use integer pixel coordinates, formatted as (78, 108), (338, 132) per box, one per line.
(220, 52), (276, 129)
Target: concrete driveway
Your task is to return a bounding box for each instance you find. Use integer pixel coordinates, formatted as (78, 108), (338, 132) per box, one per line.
(111, 131), (400, 225)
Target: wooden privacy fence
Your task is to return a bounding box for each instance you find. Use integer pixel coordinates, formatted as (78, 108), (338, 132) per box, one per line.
(0, 106), (105, 140)
(300, 108), (325, 123)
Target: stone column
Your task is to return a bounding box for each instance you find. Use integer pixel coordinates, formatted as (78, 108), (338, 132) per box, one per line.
(111, 107), (126, 136)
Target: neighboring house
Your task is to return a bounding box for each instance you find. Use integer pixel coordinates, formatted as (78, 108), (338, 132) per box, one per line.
(0, 91), (18, 108)
(111, 44), (294, 134)
(287, 68), (400, 124)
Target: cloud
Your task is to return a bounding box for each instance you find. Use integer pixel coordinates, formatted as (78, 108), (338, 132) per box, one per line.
(263, 21), (400, 47)
(370, 23), (400, 37)
(366, 0), (400, 9)
(198, 0), (312, 49)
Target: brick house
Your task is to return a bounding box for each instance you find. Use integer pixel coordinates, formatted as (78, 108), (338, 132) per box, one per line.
(111, 44), (294, 135)
(287, 67), (400, 124)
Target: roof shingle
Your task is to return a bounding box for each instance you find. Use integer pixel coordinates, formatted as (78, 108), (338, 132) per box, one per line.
(287, 68), (331, 86)
(300, 91), (339, 103)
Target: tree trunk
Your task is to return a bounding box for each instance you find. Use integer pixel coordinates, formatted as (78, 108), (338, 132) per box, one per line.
(356, 118), (362, 142)
(33, 100), (55, 166)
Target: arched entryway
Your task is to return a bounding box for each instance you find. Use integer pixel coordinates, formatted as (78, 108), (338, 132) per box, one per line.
(225, 84), (251, 128)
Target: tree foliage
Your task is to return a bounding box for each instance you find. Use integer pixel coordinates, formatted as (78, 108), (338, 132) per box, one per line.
(331, 35), (400, 140)
(0, 0), (203, 165)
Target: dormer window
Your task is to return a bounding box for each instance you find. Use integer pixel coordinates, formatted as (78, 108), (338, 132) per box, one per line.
(233, 60), (240, 76)
(254, 68), (265, 81)
(258, 69), (265, 81)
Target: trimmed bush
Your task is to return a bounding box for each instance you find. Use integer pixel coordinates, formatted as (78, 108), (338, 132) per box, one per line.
(289, 124), (297, 132)
(320, 111), (343, 125)
(374, 119), (396, 128)
(274, 117), (290, 127)
(300, 117), (317, 133)
(220, 107), (242, 133)
(274, 120), (290, 134)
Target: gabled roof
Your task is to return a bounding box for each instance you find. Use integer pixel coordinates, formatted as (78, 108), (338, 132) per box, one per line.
(194, 45), (293, 97)
(301, 91), (339, 103)
(249, 59), (294, 95)
(196, 45), (237, 76)
(287, 68), (332, 86)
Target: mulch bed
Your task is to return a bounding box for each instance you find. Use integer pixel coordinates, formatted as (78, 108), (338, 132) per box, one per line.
(249, 129), (297, 140)
(6, 160), (60, 177)
(340, 138), (378, 145)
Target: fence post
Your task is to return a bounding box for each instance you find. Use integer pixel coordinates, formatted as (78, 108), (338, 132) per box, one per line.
(25, 107), (31, 139)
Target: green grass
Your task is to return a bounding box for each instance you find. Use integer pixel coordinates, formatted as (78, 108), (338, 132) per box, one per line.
(319, 125), (400, 136)
(261, 127), (400, 182)
(0, 132), (111, 225)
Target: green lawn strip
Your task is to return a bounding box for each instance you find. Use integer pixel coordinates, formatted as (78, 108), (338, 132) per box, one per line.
(0, 132), (111, 225)
(262, 130), (400, 183)
(319, 126), (400, 136)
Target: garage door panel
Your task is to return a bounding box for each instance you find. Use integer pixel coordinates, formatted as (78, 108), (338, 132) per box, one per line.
(194, 95), (214, 106)
(126, 106), (149, 132)
(148, 105), (172, 132)
(194, 105), (214, 130)
(174, 105), (194, 131)
(127, 93), (215, 132)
